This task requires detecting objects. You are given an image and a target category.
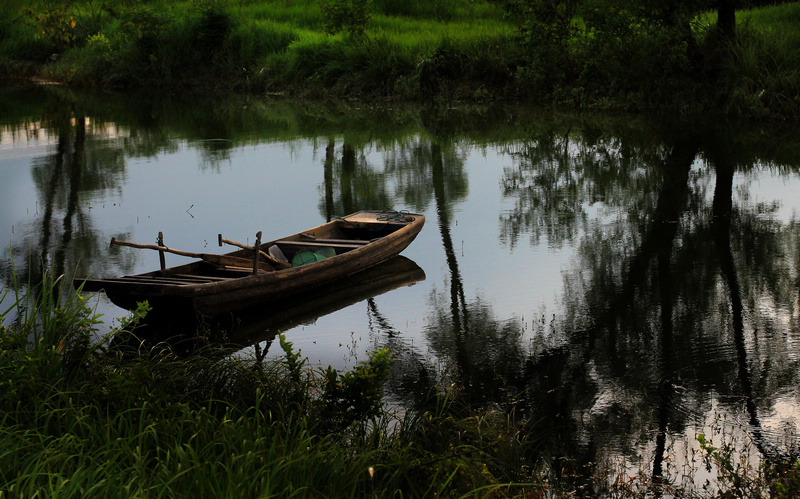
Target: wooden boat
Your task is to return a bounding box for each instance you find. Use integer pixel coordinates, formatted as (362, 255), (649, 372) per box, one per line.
(74, 211), (425, 316)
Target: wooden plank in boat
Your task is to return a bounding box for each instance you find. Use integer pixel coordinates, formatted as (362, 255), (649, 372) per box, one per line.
(275, 240), (364, 249)
(78, 278), (179, 289)
(344, 213), (415, 224)
(298, 235), (372, 245)
(218, 266), (264, 273)
(173, 274), (237, 282)
(118, 276), (204, 285)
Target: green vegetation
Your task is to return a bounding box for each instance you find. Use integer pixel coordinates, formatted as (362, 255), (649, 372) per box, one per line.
(711, 4), (800, 118)
(0, 0), (791, 117)
(0, 269), (544, 497)
(0, 0), (511, 97)
(0, 0), (797, 118)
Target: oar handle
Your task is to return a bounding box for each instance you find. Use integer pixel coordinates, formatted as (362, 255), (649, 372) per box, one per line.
(109, 236), (277, 271)
(110, 237), (201, 259)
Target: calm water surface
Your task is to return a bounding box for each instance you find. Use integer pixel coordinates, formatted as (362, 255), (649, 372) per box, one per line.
(2, 83), (800, 491)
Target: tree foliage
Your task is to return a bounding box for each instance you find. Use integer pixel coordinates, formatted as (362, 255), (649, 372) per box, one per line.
(498, 0), (747, 106)
(319, 0), (372, 42)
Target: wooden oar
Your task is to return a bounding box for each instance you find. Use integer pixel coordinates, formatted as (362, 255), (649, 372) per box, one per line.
(218, 233), (292, 269)
(109, 237), (276, 271)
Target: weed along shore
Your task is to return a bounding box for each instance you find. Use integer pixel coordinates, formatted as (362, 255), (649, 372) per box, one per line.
(1, 0), (799, 120)
(0, 271), (545, 497)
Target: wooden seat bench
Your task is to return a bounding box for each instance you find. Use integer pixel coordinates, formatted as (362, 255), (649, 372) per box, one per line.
(274, 239), (371, 250)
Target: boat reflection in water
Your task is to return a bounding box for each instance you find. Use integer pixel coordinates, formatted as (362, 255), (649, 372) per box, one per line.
(114, 256), (425, 353)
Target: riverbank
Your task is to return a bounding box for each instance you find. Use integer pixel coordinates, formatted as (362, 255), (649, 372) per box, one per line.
(1, 272), (537, 497)
(1, 0), (798, 120)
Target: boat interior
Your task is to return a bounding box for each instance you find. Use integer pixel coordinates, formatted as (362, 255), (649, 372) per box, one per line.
(157, 218), (411, 281)
(78, 215), (417, 289)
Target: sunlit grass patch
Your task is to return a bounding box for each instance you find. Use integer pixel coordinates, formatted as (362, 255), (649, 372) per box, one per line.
(234, 0), (323, 29)
(369, 14), (509, 38)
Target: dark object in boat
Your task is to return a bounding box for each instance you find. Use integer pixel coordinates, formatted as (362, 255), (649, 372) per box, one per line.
(74, 211), (425, 316)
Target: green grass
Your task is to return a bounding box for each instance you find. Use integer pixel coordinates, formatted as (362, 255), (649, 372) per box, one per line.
(0, 267), (542, 497)
(0, 0), (514, 97)
(234, 0), (324, 28)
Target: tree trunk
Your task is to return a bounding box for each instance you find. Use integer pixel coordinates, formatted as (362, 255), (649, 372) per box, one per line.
(717, 0), (736, 39)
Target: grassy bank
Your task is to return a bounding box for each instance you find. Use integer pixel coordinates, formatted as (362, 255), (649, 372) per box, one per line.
(0, 0), (513, 97)
(0, 271), (542, 497)
(714, 4), (800, 118)
(1, 0), (798, 119)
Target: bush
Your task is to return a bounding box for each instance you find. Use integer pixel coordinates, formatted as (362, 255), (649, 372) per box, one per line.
(576, 9), (696, 110)
(21, 6), (79, 51)
(320, 0), (372, 41)
(711, 21), (800, 119)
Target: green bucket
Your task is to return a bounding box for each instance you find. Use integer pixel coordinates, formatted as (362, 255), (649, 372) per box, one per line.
(291, 250), (329, 267)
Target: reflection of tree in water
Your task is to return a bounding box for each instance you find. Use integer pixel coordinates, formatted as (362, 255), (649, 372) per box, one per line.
(424, 292), (526, 405)
(318, 130), (469, 222)
(412, 116), (800, 490)
(196, 139), (233, 172)
(357, 136), (477, 405)
(500, 122), (665, 250)
(1, 104), (133, 294)
(366, 297), (440, 406)
(386, 138), (531, 407)
(711, 152), (800, 461)
(524, 125), (800, 488)
(319, 141), (393, 218)
(383, 139), (469, 214)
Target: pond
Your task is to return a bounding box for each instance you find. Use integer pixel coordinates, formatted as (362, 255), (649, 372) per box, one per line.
(2, 82), (800, 491)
